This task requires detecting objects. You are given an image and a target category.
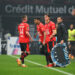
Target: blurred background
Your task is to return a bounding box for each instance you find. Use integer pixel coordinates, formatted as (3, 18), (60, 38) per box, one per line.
(0, 0), (75, 57)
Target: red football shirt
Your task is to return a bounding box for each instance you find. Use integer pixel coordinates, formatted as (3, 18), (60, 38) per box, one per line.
(18, 22), (29, 43)
(45, 21), (56, 41)
(44, 24), (50, 43)
(37, 23), (45, 43)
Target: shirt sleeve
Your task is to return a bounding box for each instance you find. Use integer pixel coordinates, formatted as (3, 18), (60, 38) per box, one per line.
(40, 24), (45, 32)
(61, 24), (68, 42)
(51, 23), (56, 30)
(26, 24), (29, 31)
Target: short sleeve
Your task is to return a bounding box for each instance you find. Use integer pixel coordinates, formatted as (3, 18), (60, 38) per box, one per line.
(40, 24), (45, 32)
(51, 23), (56, 30)
(41, 26), (45, 32)
(26, 24), (29, 31)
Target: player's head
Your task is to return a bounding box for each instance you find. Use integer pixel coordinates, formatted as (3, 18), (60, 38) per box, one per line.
(57, 17), (63, 23)
(22, 15), (28, 23)
(70, 24), (74, 30)
(44, 14), (50, 23)
(34, 18), (41, 25)
(44, 14), (50, 21)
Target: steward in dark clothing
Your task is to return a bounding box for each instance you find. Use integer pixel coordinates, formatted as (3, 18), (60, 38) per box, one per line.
(57, 22), (68, 43)
(56, 17), (69, 52)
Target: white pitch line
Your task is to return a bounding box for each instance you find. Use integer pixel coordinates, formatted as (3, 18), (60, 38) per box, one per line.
(9, 55), (73, 75)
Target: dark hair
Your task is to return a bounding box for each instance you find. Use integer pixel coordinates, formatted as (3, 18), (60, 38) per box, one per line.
(44, 14), (50, 17)
(57, 16), (63, 20)
(34, 17), (41, 21)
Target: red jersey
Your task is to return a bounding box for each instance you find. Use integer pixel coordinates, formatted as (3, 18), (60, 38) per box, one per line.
(45, 21), (56, 41)
(44, 24), (50, 43)
(18, 22), (29, 43)
(37, 23), (45, 43)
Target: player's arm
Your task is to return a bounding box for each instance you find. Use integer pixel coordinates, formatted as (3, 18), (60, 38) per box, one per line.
(60, 24), (68, 44)
(50, 23), (56, 39)
(26, 31), (33, 42)
(34, 32), (38, 38)
(50, 29), (56, 39)
(36, 26), (40, 37)
(26, 24), (33, 42)
(43, 31), (46, 45)
(41, 25), (46, 45)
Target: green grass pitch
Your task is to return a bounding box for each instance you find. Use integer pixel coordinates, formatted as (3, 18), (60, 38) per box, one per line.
(0, 55), (75, 75)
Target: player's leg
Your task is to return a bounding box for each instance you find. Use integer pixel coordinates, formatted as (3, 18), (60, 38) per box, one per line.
(17, 43), (27, 67)
(39, 43), (50, 65)
(45, 53), (50, 66)
(23, 43), (30, 58)
(26, 43), (30, 54)
(44, 43), (51, 66)
(20, 43), (26, 64)
(21, 43), (29, 67)
(47, 41), (56, 67)
(44, 43), (54, 67)
(48, 41), (53, 63)
(16, 43), (25, 66)
(20, 52), (28, 67)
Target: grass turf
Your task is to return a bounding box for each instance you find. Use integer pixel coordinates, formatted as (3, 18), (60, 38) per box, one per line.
(0, 55), (75, 75)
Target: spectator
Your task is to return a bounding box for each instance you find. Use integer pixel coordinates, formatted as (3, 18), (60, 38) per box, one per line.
(68, 24), (75, 59)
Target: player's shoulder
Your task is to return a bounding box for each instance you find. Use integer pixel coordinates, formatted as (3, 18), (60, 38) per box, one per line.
(18, 23), (24, 27)
(24, 23), (29, 26)
(40, 22), (44, 25)
(37, 25), (39, 28)
(40, 23), (44, 27)
(50, 21), (55, 25)
(20, 23), (26, 27)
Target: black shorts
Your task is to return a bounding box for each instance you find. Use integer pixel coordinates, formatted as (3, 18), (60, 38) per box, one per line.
(20, 43), (27, 51)
(40, 43), (50, 55)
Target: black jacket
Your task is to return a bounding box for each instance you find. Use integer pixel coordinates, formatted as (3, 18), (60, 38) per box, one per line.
(57, 22), (68, 43)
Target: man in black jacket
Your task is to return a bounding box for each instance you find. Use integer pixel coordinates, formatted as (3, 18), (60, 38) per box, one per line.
(56, 17), (68, 44)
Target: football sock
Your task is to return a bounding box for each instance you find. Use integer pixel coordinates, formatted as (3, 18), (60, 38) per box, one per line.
(48, 55), (53, 63)
(46, 55), (50, 65)
(20, 53), (24, 64)
(20, 52), (29, 64)
(24, 52), (29, 57)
